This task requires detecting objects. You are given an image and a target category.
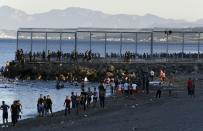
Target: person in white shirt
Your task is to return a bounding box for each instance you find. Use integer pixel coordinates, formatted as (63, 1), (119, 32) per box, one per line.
(132, 83), (137, 95)
(124, 82), (129, 95)
(150, 70), (155, 81)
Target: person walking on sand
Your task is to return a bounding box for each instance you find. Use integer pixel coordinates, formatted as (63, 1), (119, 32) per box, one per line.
(71, 92), (76, 109)
(93, 88), (98, 108)
(11, 101), (18, 126)
(75, 93), (80, 114)
(0, 101), (10, 127)
(64, 96), (71, 116)
(46, 95), (53, 116)
(187, 78), (192, 96)
(168, 81), (173, 97)
(87, 88), (92, 108)
(156, 83), (162, 98)
(191, 80), (195, 98)
(37, 94), (44, 117)
(81, 89), (87, 111)
(99, 82), (105, 108)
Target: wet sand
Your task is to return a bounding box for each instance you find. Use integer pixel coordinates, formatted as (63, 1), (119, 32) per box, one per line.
(2, 74), (203, 131)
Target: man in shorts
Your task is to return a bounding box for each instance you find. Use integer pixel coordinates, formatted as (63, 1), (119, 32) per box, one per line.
(1, 101), (10, 127)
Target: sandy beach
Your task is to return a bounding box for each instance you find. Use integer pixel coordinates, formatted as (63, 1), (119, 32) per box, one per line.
(0, 74), (202, 131)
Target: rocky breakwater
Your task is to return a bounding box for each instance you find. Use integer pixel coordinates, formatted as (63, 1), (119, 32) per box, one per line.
(2, 61), (203, 82)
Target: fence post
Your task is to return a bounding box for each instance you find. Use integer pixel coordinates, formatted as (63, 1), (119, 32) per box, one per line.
(151, 32), (153, 58)
(182, 33), (184, 60)
(17, 31), (19, 51)
(75, 32), (77, 52)
(136, 32), (138, 55)
(198, 33), (200, 60)
(120, 33), (123, 57)
(59, 33), (62, 52)
(45, 32), (47, 56)
(31, 32), (33, 53)
(105, 33), (107, 58)
(90, 32), (92, 51)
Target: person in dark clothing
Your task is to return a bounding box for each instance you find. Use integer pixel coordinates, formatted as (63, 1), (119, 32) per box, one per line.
(156, 83), (162, 98)
(46, 95), (53, 116)
(64, 96), (71, 116)
(37, 94), (44, 117)
(99, 82), (105, 108)
(29, 51), (32, 62)
(71, 92), (76, 109)
(81, 89), (87, 111)
(11, 101), (18, 126)
(0, 101), (10, 127)
(146, 77), (149, 94)
(87, 88), (92, 108)
(93, 88), (98, 108)
(75, 93), (80, 114)
(16, 100), (22, 121)
(42, 50), (46, 61)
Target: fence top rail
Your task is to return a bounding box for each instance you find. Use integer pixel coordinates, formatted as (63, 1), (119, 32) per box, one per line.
(17, 28), (203, 34)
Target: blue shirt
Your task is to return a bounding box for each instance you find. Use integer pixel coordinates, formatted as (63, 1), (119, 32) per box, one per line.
(1, 104), (9, 113)
(157, 85), (162, 91)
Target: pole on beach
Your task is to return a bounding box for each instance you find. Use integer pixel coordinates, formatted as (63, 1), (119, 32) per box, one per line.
(151, 32), (153, 58)
(182, 33), (184, 60)
(198, 33), (200, 60)
(120, 33), (123, 57)
(30, 32), (33, 53)
(105, 33), (107, 58)
(45, 32), (47, 56)
(166, 32), (169, 60)
(16, 31), (19, 50)
(90, 32), (92, 51)
(59, 33), (62, 52)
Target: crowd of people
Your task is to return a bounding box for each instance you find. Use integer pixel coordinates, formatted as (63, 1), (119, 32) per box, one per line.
(15, 49), (203, 64)
(0, 68), (197, 127)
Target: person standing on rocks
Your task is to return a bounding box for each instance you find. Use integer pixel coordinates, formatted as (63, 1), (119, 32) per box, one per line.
(156, 83), (162, 98)
(98, 82), (105, 108)
(187, 78), (192, 96)
(64, 96), (71, 116)
(0, 101), (10, 127)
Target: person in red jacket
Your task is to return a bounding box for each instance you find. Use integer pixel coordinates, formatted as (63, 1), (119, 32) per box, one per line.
(187, 78), (192, 96)
(64, 96), (71, 116)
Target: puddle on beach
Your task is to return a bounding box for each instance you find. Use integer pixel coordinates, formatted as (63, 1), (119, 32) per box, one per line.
(0, 80), (110, 123)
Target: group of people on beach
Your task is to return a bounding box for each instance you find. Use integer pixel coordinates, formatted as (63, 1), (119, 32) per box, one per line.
(0, 100), (22, 127)
(36, 82), (106, 118)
